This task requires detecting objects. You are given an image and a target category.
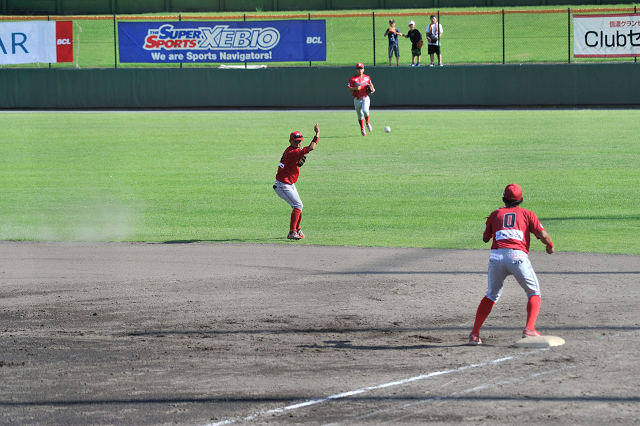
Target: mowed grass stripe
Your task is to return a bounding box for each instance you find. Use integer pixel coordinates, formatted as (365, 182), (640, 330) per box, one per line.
(0, 110), (638, 254)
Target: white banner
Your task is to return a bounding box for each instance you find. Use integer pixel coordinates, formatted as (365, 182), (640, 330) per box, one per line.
(573, 14), (640, 57)
(0, 21), (73, 64)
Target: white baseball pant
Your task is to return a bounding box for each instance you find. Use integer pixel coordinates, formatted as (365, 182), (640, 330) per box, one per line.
(485, 248), (541, 302)
(353, 96), (370, 121)
(273, 180), (303, 210)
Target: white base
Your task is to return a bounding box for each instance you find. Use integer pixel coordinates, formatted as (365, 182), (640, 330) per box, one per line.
(514, 335), (565, 348)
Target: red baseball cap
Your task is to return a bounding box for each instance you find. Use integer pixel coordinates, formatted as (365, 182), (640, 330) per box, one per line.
(356, 62), (364, 68)
(289, 131), (304, 142)
(503, 183), (523, 201)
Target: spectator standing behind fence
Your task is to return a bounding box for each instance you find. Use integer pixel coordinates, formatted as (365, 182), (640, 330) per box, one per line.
(426, 15), (443, 66)
(403, 21), (423, 67)
(383, 19), (403, 67)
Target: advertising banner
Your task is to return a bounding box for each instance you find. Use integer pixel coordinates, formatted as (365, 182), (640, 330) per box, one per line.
(573, 14), (640, 57)
(118, 20), (326, 63)
(0, 21), (73, 64)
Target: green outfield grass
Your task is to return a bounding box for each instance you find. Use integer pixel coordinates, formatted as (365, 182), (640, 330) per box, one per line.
(1, 4), (636, 69)
(0, 110), (638, 254)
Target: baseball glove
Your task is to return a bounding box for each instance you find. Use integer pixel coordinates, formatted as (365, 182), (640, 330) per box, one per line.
(417, 40), (423, 49)
(366, 83), (375, 94)
(426, 35), (438, 43)
(297, 155), (307, 167)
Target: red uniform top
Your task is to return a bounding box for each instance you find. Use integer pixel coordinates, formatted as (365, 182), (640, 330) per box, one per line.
(275, 145), (310, 184)
(483, 206), (545, 254)
(348, 74), (372, 99)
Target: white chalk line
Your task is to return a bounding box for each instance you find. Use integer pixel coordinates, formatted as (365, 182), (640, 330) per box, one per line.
(204, 348), (548, 426)
(322, 365), (576, 426)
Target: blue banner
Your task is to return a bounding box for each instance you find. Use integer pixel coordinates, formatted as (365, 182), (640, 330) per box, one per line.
(118, 20), (326, 63)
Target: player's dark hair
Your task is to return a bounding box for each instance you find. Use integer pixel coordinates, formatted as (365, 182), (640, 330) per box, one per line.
(503, 197), (523, 208)
(430, 15), (437, 19)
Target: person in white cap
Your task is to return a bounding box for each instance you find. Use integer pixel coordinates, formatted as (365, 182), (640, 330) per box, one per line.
(468, 183), (555, 345)
(403, 21), (423, 66)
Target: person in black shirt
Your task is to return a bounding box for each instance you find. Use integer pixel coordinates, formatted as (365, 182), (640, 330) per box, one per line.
(403, 21), (423, 66)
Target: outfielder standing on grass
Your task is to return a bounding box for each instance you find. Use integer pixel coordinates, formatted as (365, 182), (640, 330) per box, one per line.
(347, 62), (374, 136)
(273, 124), (320, 240)
(469, 183), (555, 345)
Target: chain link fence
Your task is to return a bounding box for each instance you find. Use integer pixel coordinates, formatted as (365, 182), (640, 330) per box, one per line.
(1, 7), (637, 69)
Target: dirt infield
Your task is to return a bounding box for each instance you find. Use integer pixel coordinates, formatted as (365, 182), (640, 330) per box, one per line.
(1, 242), (639, 425)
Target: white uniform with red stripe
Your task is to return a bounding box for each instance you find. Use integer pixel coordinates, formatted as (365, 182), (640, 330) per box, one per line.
(483, 206), (546, 302)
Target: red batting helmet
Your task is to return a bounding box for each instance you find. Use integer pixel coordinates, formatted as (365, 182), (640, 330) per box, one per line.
(289, 131), (304, 142)
(503, 183), (523, 201)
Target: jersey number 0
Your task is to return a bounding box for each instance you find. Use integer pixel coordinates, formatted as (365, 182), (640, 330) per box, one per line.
(503, 213), (516, 228)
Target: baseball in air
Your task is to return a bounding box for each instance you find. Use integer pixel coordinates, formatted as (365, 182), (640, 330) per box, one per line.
(384, 126), (391, 133)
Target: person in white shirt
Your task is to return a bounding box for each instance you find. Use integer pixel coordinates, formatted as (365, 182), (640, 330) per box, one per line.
(426, 15), (443, 66)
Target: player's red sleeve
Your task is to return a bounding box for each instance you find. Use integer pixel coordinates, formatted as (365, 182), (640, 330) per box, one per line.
(528, 211), (545, 236)
(483, 214), (494, 241)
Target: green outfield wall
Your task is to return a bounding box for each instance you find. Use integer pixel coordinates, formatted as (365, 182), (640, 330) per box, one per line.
(1, 0), (636, 14)
(1, 64), (639, 108)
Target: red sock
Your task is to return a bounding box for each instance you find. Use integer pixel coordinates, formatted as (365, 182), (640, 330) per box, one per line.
(365, 116), (370, 124)
(359, 119), (364, 129)
(295, 209), (302, 230)
(290, 208), (302, 233)
(526, 295), (541, 330)
(471, 296), (495, 335)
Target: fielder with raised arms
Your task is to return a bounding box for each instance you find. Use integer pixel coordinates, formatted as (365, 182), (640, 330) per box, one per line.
(273, 124), (320, 240)
(469, 183), (555, 345)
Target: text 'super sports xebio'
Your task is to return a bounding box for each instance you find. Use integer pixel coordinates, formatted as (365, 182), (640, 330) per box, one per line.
(143, 24), (280, 50)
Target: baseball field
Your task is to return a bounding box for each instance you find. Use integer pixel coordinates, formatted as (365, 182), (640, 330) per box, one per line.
(1, 109), (639, 425)
(1, 110), (639, 252)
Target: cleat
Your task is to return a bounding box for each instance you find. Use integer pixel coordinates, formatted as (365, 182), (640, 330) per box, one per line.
(361, 128), (367, 136)
(287, 231), (301, 240)
(296, 230), (305, 239)
(468, 333), (482, 345)
(522, 328), (541, 338)
(439, 63), (443, 66)
(430, 63), (434, 67)
(367, 122), (372, 132)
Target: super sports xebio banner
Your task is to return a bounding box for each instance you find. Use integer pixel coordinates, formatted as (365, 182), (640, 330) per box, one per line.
(118, 20), (326, 63)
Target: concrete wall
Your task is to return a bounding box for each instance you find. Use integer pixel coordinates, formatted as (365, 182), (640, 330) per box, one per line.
(1, 64), (639, 109)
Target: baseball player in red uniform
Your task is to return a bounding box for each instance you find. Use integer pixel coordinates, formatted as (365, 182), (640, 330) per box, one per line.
(469, 183), (555, 345)
(273, 124), (320, 240)
(347, 63), (375, 136)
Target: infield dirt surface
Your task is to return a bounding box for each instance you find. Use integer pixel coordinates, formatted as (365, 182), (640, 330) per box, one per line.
(1, 242), (639, 425)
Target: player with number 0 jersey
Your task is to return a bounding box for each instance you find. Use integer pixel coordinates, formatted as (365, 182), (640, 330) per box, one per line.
(468, 183), (555, 345)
